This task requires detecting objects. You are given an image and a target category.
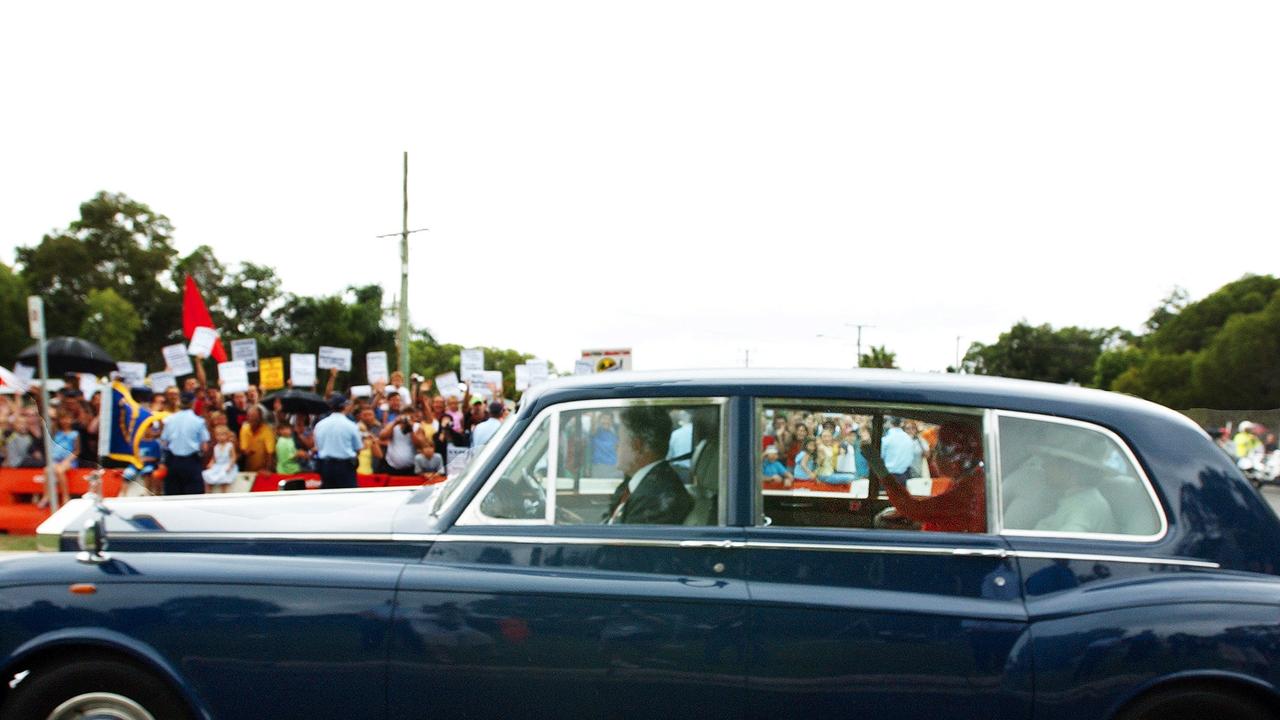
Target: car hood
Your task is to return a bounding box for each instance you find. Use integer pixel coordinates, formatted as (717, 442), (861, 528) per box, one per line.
(37, 487), (428, 549)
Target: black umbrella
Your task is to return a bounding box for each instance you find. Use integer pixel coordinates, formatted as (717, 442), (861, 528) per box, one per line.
(262, 389), (329, 415)
(16, 336), (118, 377)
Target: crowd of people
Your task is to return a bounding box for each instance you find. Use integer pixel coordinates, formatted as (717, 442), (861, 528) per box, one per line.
(0, 364), (512, 499)
(759, 411), (935, 487)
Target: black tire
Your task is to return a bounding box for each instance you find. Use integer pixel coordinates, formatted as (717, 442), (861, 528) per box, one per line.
(1118, 683), (1275, 720)
(1, 656), (192, 720)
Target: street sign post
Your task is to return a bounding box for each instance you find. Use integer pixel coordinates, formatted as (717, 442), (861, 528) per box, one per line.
(27, 296), (60, 511)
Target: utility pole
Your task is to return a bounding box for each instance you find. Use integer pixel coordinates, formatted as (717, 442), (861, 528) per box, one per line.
(955, 335), (964, 373)
(398, 152), (410, 382)
(845, 323), (874, 368)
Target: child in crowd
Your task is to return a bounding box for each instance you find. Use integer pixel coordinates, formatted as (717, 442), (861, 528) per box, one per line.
(123, 424), (164, 495)
(413, 442), (445, 479)
(793, 438), (818, 481)
(275, 423), (304, 475)
(202, 424), (237, 493)
(761, 445), (793, 488)
(46, 411), (78, 505)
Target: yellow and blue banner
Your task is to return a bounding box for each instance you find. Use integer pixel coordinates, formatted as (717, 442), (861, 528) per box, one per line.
(106, 381), (169, 469)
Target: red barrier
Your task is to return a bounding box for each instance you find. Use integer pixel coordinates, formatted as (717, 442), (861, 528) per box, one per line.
(248, 472), (444, 492)
(0, 468), (126, 535)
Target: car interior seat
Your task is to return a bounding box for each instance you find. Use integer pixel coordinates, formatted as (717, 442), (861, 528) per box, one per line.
(683, 439), (719, 525)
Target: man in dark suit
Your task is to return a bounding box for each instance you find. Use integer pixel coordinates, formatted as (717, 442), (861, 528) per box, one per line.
(605, 405), (693, 525)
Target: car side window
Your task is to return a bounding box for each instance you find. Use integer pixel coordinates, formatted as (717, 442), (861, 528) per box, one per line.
(477, 415), (551, 521)
(758, 402), (988, 533)
(998, 414), (1162, 537)
(466, 400), (725, 526)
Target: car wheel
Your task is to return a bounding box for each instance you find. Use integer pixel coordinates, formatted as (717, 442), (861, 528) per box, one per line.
(2, 657), (191, 720)
(1118, 683), (1274, 720)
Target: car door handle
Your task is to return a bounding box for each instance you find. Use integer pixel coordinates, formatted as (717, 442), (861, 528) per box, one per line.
(678, 540), (736, 549)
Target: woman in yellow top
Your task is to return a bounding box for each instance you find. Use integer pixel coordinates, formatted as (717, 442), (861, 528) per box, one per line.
(356, 421), (383, 475)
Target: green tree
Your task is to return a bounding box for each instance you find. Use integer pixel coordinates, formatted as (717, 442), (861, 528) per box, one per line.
(1190, 292), (1280, 409)
(279, 285), (397, 383)
(1111, 352), (1198, 409)
(0, 263), (29, 366)
(1145, 274), (1280, 354)
(16, 192), (180, 359)
(410, 341), (544, 399)
(79, 288), (142, 360)
(859, 345), (897, 369)
(964, 322), (1115, 385)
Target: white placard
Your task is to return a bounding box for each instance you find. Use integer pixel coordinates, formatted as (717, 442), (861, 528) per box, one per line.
(366, 351), (389, 383)
(117, 362), (147, 387)
(79, 373), (99, 397)
(230, 339), (259, 372)
(482, 370), (503, 397)
(435, 372), (461, 398)
(187, 326), (218, 357)
(162, 343), (194, 376)
(290, 354), (317, 387)
(460, 348), (484, 376)
(527, 358), (549, 386)
(515, 364), (530, 391)
(149, 372), (177, 392)
(14, 363), (35, 384)
(318, 346), (352, 372)
(218, 360), (249, 394)
(350, 384), (372, 398)
(574, 359), (594, 376)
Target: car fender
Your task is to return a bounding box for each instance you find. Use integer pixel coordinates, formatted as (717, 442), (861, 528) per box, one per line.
(1103, 668), (1280, 719)
(1, 625), (213, 720)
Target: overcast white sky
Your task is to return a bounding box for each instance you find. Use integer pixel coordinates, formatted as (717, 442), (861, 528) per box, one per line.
(2, 2), (1277, 374)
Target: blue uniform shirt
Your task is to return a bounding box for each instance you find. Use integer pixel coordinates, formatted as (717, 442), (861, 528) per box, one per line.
(880, 426), (915, 474)
(314, 412), (362, 460)
(160, 409), (210, 457)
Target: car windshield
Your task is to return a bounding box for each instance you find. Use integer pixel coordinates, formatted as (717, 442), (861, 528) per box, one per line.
(431, 415), (518, 515)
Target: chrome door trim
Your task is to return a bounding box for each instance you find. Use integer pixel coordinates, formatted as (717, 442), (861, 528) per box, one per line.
(85, 531), (1221, 567)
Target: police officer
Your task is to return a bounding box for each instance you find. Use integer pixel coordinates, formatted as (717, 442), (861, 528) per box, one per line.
(159, 391), (210, 495)
(314, 392), (362, 489)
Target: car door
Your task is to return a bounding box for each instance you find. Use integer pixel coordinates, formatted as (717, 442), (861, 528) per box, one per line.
(743, 399), (1032, 720)
(389, 397), (749, 720)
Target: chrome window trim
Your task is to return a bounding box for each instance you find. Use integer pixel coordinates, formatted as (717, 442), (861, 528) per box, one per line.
(984, 408), (1002, 536)
(80, 531), (1219, 568)
(991, 410), (1170, 543)
(455, 397), (729, 527)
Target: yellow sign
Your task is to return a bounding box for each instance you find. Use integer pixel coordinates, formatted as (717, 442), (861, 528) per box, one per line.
(259, 356), (285, 390)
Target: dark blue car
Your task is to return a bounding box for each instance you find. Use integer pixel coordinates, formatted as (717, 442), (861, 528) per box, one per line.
(3, 369), (1279, 720)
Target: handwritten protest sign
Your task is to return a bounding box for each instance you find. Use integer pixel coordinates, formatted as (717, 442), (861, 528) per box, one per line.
(259, 357), (284, 390)
(527, 358), (549, 386)
(291, 354), (317, 387)
(230, 339), (259, 372)
(187, 327), (218, 357)
(515, 364), (530, 391)
(350, 384), (372, 398)
(162, 344), (194, 376)
(117, 362), (147, 387)
(460, 348), (485, 383)
(150, 372), (177, 392)
(218, 360), (249, 394)
(574, 359), (594, 376)
(435, 372), (461, 398)
(366, 351), (389, 383)
(318, 346), (352, 372)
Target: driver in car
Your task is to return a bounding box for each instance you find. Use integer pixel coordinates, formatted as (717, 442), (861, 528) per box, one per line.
(605, 406), (693, 524)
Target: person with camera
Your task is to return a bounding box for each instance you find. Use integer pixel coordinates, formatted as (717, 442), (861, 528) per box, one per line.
(379, 406), (427, 476)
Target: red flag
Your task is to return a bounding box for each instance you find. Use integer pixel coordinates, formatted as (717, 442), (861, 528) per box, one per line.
(182, 274), (227, 362)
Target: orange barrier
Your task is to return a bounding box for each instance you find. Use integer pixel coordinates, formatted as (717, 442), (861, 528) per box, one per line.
(0, 468), (125, 535)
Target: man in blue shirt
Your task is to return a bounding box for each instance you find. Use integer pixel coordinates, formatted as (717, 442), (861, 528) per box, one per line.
(470, 402), (505, 449)
(159, 392), (211, 495)
(880, 417), (917, 481)
(314, 393), (362, 489)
